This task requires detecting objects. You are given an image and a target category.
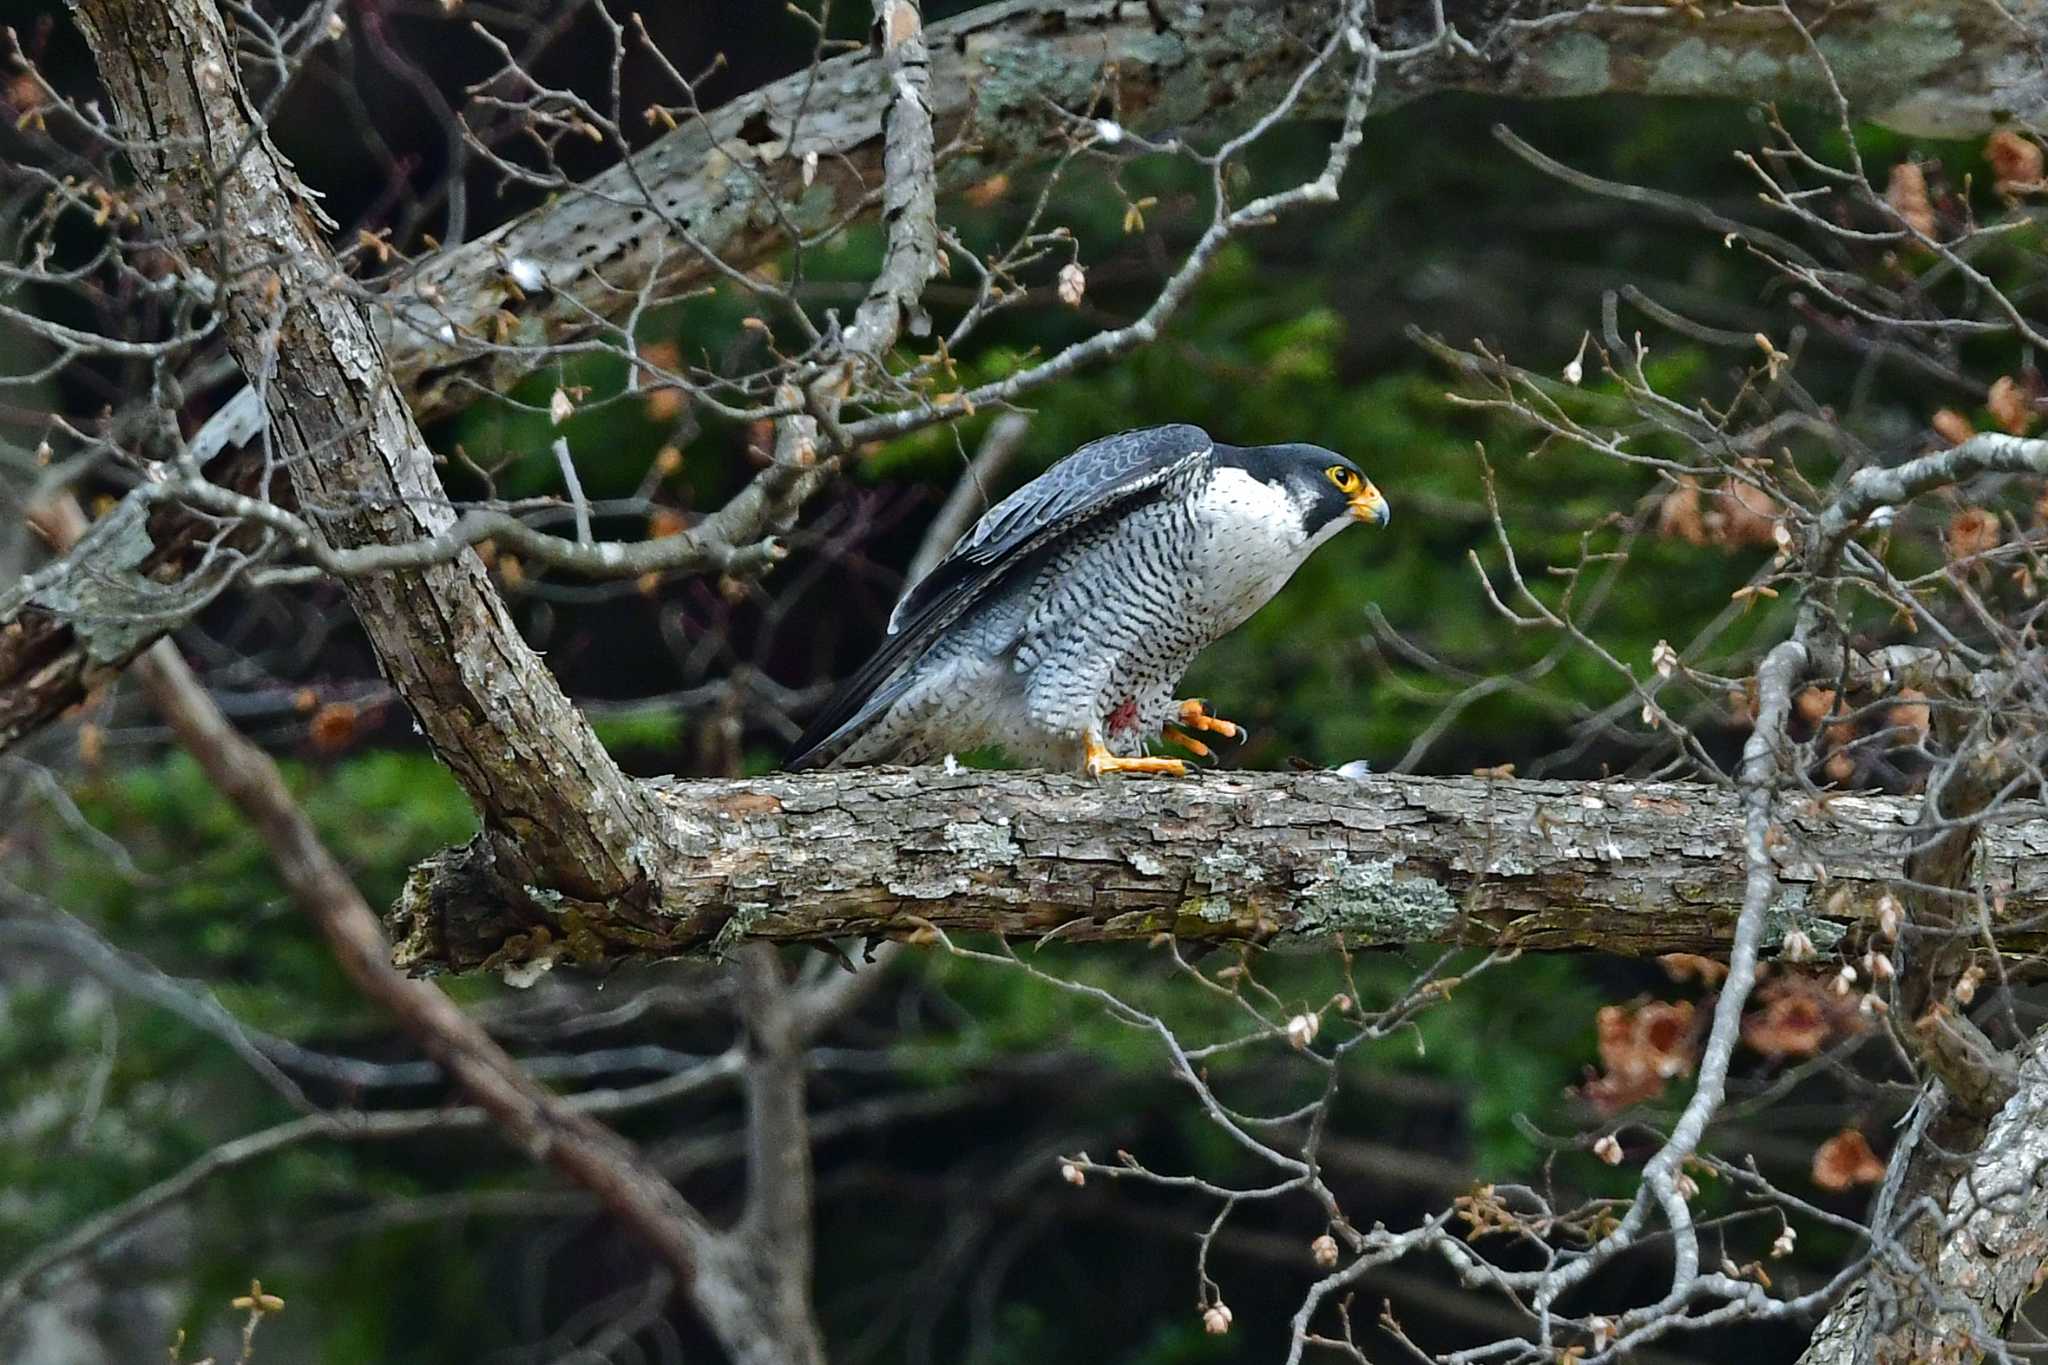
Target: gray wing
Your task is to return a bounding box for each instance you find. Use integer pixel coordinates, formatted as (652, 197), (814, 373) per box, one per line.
(886, 423), (1214, 633)
(784, 424), (1213, 770)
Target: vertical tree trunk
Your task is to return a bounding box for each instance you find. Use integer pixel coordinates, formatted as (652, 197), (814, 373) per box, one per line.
(67, 0), (661, 903)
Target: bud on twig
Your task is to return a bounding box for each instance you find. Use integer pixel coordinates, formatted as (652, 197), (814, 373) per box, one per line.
(1285, 1013), (1320, 1049)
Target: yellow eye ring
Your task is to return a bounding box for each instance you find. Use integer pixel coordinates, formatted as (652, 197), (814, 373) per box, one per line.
(1325, 466), (1358, 492)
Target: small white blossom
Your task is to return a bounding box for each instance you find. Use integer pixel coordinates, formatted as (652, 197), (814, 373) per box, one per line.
(1202, 1303), (1233, 1336)
(1564, 331), (1590, 385)
(1593, 1134), (1624, 1166)
(1311, 1234), (1339, 1268)
(1652, 639), (1679, 678)
(1093, 118), (1124, 145)
(550, 387), (576, 426)
(1781, 928), (1817, 962)
(1771, 1225), (1797, 1259)
(1059, 1160), (1085, 1187)
(1285, 1013), (1321, 1049)
(1056, 261), (1086, 308)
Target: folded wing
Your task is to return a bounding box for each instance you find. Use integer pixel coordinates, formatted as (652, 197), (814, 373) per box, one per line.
(784, 424), (1214, 770)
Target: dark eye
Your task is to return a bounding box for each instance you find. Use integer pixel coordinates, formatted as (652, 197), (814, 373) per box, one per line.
(1325, 466), (1358, 492)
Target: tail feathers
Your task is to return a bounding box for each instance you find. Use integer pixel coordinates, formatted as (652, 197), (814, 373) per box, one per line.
(783, 673), (917, 771)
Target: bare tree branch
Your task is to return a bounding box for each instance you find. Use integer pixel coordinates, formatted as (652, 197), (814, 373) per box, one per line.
(125, 625), (833, 1363)
(68, 0), (666, 902)
(1798, 1032), (2048, 1365)
(383, 0), (2048, 421)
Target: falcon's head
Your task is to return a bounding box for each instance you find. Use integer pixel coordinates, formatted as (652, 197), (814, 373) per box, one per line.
(1219, 441), (1390, 545)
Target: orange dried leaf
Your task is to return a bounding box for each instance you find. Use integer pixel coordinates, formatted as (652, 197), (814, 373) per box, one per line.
(1744, 978), (1834, 1058)
(645, 387), (685, 421)
(1710, 481), (1781, 550)
(1887, 688), (1931, 742)
(1584, 1000), (1698, 1114)
(1886, 162), (1936, 237)
(1932, 409), (1975, 446)
(1812, 1129), (1885, 1191)
(1793, 687), (1839, 727)
(1660, 953), (1729, 986)
(309, 702), (360, 754)
(1988, 375), (2037, 436)
(1657, 477), (1707, 547)
(962, 173), (1011, 209)
(1986, 129), (2045, 194)
(1947, 507), (2001, 561)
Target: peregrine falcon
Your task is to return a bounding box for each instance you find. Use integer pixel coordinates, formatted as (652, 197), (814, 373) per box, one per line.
(785, 424), (1388, 777)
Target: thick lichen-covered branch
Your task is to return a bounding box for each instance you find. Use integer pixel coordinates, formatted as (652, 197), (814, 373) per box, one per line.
(387, 768), (2048, 976)
(383, 0), (2048, 422)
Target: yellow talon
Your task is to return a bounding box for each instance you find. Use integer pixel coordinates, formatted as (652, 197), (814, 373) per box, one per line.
(1175, 699), (1243, 742)
(1161, 724), (1212, 759)
(1084, 729), (1188, 779)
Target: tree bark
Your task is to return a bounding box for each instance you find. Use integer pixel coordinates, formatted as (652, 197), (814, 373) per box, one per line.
(388, 767), (2048, 975)
(383, 0), (2048, 421)
(1798, 1036), (2048, 1365)
(67, 0), (665, 902)
(2, 445), (266, 752)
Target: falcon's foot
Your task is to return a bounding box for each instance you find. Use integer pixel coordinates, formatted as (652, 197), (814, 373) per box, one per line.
(1175, 699), (1245, 743)
(1083, 729), (1187, 779)
(1161, 724), (1212, 760)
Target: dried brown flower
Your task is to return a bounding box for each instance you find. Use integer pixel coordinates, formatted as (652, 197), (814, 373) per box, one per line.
(1812, 1129), (1885, 1192)
(1886, 161), (1936, 237)
(1986, 129), (2045, 194)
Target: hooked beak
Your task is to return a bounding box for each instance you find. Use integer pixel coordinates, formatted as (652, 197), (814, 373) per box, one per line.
(1347, 481), (1390, 527)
